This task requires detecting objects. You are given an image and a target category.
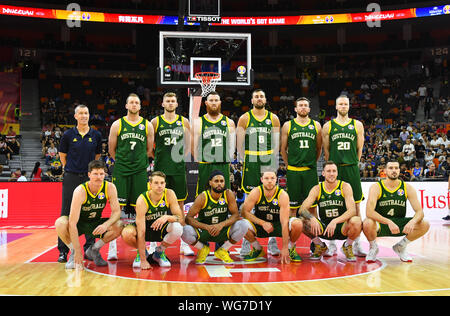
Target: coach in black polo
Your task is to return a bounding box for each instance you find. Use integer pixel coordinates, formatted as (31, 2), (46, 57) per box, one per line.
(57, 104), (103, 263)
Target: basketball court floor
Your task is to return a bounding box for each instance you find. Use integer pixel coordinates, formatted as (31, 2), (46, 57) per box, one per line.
(0, 220), (449, 296)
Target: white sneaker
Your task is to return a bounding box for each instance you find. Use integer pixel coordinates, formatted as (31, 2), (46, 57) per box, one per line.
(132, 252), (141, 268)
(152, 248), (171, 267)
(180, 241), (195, 256)
(366, 243), (379, 263)
(323, 240), (337, 256)
(267, 237), (280, 256)
(148, 242), (157, 254)
(240, 239), (251, 256)
(353, 240), (367, 257)
(393, 243), (412, 262)
(107, 239), (118, 261)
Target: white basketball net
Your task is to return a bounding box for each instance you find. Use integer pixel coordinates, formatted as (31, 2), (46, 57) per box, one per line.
(194, 72), (220, 97)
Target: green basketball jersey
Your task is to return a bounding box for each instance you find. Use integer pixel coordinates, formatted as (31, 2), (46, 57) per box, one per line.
(115, 117), (149, 174)
(154, 115), (186, 175)
(140, 188), (172, 227)
(245, 110), (273, 157)
(198, 190), (229, 225)
(375, 180), (407, 218)
(287, 118), (318, 168)
(328, 119), (358, 165)
(198, 114), (230, 163)
(254, 185), (283, 223)
(79, 181), (108, 222)
(317, 180), (346, 224)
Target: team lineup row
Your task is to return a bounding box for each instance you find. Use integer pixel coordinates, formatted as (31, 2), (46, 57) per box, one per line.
(54, 90), (429, 270)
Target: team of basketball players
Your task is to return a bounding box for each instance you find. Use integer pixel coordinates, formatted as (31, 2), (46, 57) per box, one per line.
(55, 90), (430, 270)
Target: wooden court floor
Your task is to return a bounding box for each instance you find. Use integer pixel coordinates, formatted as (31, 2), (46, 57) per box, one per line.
(0, 221), (449, 296)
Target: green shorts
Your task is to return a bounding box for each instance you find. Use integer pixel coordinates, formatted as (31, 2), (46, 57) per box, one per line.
(376, 217), (412, 237)
(316, 219), (347, 240)
(195, 226), (231, 244)
(165, 174), (188, 201)
(248, 220), (283, 238)
(286, 167), (319, 209)
(196, 162), (230, 196)
(337, 164), (364, 203)
(77, 218), (108, 238)
(129, 222), (170, 242)
(241, 155), (275, 193)
(112, 168), (148, 206)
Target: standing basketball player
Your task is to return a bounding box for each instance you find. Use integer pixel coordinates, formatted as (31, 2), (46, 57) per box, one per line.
(363, 160), (429, 263)
(237, 89), (281, 256)
(192, 91), (235, 195)
(151, 92), (194, 256)
(108, 93), (154, 259)
(280, 97), (322, 216)
(322, 95), (365, 256)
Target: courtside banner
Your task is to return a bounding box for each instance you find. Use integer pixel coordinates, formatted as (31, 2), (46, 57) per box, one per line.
(1, 4), (449, 26)
(0, 182), (111, 227)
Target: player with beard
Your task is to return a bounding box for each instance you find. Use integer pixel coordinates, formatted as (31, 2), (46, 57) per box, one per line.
(322, 95), (366, 257)
(151, 92), (194, 256)
(363, 160), (429, 263)
(281, 97), (322, 217)
(297, 161), (362, 261)
(241, 170), (304, 264)
(192, 91), (235, 196)
(108, 93), (154, 260)
(237, 89), (281, 257)
(181, 170), (249, 264)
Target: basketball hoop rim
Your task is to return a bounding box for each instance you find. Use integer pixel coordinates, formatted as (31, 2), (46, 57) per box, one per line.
(194, 72), (221, 83)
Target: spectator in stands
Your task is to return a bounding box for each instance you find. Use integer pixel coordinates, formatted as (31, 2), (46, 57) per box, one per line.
(46, 159), (63, 181)
(399, 127), (409, 143)
(439, 156), (450, 177)
(399, 163), (411, 181)
(30, 162), (42, 181)
(0, 137), (12, 161)
(7, 126), (16, 138)
(430, 134), (442, 150)
(17, 171), (27, 182)
(8, 171), (17, 182)
(414, 140), (426, 166)
(424, 150), (435, 167)
(411, 161), (424, 181)
(45, 142), (58, 165)
(7, 137), (20, 155)
(425, 163), (443, 179)
(402, 138), (415, 167)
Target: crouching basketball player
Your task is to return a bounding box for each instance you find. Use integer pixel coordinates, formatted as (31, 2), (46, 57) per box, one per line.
(241, 170), (304, 264)
(121, 171), (184, 269)
(297, 161), (362, 261)
(363, 160), (430, 263)
(182, 170), (249, 265)
(55, 160), (123, 270)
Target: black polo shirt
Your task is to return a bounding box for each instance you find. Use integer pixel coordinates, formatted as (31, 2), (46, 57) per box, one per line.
(59, 127), (102, 173)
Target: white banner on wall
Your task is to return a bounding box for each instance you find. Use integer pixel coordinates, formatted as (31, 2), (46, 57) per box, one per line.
(359, 181), (448, 220)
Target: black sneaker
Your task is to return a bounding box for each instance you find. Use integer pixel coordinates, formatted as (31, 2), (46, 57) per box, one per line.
(443, 215), (450, 220)
(57, 252), (68, 263)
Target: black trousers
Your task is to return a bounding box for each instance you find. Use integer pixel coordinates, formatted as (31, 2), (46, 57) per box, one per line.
(57, 172), (95, 254)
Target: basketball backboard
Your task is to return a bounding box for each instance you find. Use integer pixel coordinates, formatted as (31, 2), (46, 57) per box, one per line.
(158, 31), (252, 89)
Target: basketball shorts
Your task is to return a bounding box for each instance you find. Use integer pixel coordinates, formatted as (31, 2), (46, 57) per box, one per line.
(316, 219), (347, 240)
(196, 162), (230, 196)
(77, 218), (109, 238)
(165, 174), (188, 201)
(337, 164), (364, 203)
(241, 155), (275, 193)
(195, 226), (231, 244)
(128, 222), (170, 242)
(112, 168), (148, 207)
(247, 221), (283, 238)
(286, 167), (319, 209)
(376, 217), (412, 237)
